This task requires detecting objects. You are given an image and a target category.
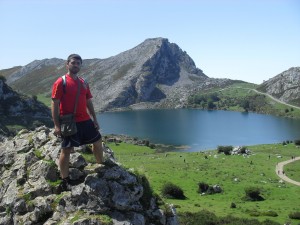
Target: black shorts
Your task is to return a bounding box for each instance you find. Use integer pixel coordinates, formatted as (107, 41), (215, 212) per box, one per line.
(61, 119), (101, 148)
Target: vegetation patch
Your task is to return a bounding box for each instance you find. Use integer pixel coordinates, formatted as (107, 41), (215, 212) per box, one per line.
(161, 182), (186, 199)
(187, 82), (300, 118)
(289, 211), (300, 220)
(246, 209), (279, 218)
(128, 169), (154, 209)
(70, 211), (113, 225)
(178, 210), (280, 225)
(217, 145), (233, 155)
(294, 139), (300, 146)
(81, 152), (96, 163)
(243, 187), (265, 201)
(33, 149), (43, 159)
(43, 159), (56, 168)
(47, 179), (61, 188)
(51, 193), (65, 210)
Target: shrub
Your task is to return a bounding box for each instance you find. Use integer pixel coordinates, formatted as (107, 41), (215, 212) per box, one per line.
(178, 210), (218, 225)
(161, 182), (186, 199)
(289, 211), (300, 220)
(149, 143), (156, 149)
(0, 75), (6, 82)
(262, 211), (278, 217)
(240, 146), (247, 154)
(243, 187), (264, 201)
(134, 171), (153, 208)
(217, 146), (233, 155)
(179, 211), (281, 225)
(249, 210), (260, 217)
(294, 139), (300, 146)
(198, 182), (209, 193)
(32, 95), (38, 101)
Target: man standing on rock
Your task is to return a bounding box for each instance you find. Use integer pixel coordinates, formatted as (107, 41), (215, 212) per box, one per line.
(51, 54), (103, 191)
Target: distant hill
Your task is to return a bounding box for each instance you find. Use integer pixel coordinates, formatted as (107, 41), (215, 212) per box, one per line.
(2, 38), (235, 112)
(257, 67), (300, 106)
(2, 38), (299, 113)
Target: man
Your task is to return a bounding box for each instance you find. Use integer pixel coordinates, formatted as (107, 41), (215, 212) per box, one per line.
(51, 54), (103, 191)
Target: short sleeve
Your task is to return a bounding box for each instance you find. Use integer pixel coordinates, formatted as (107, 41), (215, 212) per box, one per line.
(80, 78), (92, 99)
(86, 86), (93, 99)
(51, 78), (63, 100)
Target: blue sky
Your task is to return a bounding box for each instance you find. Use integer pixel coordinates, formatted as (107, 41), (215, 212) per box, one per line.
(0, 0), (299, 84)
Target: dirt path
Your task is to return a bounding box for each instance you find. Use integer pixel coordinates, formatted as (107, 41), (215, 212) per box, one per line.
(218, 86), (300, 110)
(251, 89), (300, 110)
(275, 156), (300, 186)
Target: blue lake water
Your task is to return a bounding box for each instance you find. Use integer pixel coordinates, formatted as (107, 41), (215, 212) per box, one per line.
(96, 109), (300, 152)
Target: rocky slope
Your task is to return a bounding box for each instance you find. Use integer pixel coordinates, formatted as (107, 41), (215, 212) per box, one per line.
(0, 126), (178, 225)
(3, 38), (233, 112)
(0, 78), (51, 138)
(257, 67), (300, 106)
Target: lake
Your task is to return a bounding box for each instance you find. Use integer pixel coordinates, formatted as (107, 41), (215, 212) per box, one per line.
(96, 109), (300, 152)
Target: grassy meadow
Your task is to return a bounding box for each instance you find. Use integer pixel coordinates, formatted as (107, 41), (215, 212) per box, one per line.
(37, 93), (52, 108)
(105, 142), (300, 224)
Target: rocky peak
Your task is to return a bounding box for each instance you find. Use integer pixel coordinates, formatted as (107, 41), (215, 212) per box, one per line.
(2, 37), (212, 112)
(83, 37), (208, 111)
(258, 67), (300, 105)
(0, 126), (178, 225)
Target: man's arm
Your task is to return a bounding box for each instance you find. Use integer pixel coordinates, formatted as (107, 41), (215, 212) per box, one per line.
(51, 99), (61, 136)
(86, 98), (99, 129)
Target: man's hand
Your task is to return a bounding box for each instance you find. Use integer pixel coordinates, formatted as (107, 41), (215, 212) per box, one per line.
(54, 125), (62, 137)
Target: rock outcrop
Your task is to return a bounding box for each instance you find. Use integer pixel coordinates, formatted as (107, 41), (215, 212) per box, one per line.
(257, 67), (300, 106)
(0, 126), (178, 225)
(0, 78), (51, 138)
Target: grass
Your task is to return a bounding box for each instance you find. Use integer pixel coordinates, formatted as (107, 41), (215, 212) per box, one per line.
(37, 93), (51, 108)
(106, 142), (300, 224)
(284, 160), (300, 182)
(70, 211), (113, 225)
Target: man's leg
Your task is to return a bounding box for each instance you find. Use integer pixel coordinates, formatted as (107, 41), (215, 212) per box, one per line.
(59, 147), (73, 178)
(92, 139), (103, 164)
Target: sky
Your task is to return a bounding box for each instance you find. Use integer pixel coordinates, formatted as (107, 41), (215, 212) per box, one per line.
(0, 0), (299, 84)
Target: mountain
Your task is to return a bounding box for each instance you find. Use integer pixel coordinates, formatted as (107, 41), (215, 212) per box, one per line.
(0, 126), (178, 225)
(2, 38), (234, 112)
(257, 67), (300, 106)
(0, 77), (51, 138)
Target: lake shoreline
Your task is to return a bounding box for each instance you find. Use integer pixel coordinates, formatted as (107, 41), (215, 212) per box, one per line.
(98, 109), (300, 152)
(102, 133), (195, 153)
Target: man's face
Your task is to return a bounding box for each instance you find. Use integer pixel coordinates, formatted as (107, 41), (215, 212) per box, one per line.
(67, 58), (81, 74)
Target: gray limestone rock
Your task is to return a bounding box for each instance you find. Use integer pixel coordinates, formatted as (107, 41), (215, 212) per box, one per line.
(0, 126), (178, 225)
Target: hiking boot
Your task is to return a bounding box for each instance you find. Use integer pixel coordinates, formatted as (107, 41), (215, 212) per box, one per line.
(58, 178), (72, 192)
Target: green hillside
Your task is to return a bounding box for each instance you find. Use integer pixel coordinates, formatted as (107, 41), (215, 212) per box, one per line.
(104, 142), (300, 225)
(187, 82), (300, 118)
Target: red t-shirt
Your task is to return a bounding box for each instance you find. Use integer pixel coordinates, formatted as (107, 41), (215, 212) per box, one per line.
(52, 74), (92, 122)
